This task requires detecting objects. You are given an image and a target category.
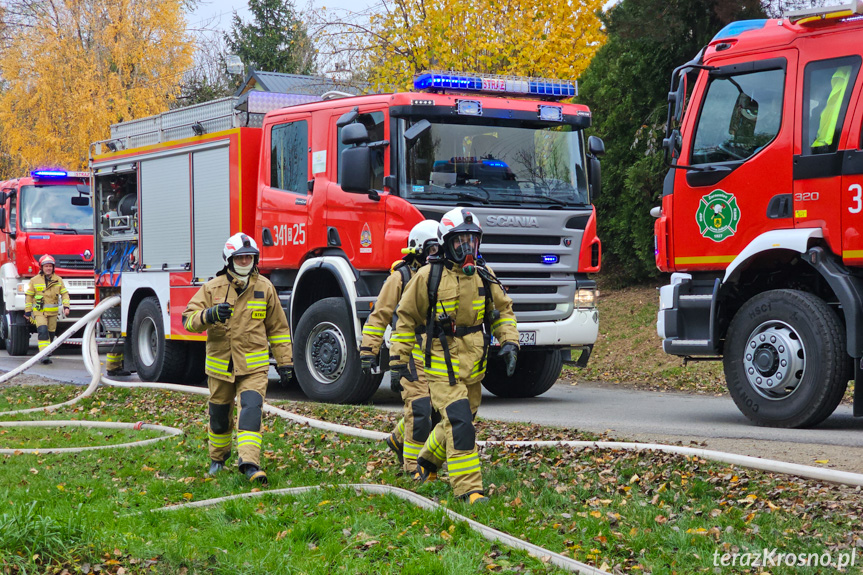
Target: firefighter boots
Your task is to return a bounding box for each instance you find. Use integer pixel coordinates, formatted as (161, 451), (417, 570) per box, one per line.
(207, 461), (225, 476)
(385, 433), (404, 466)
(242, 463), (268, 485)
(411, 457), (438, 484)
(40, 357), (52, 365)
(462, 491), (489, 505)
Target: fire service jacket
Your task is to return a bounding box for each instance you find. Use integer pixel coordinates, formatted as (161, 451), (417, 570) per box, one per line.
(25, 273), (70, 316)
(183, 271), (292, 383)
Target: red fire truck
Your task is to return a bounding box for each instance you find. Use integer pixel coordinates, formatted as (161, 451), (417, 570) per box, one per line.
(0, 170), (95, 355)
(655, 2), (863, 427)
(90, 72), (603, 403)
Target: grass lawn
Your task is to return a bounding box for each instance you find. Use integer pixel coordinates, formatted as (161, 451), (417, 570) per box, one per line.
(1, 384), (861, 574)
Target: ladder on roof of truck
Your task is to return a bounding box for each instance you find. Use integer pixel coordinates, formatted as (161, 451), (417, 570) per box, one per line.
(786, 0), (863, 24)
(92, 91), (343, 154)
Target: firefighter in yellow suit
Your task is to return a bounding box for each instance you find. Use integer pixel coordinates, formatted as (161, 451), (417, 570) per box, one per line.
(360, 220), (439, 473)
(390, 208), (519, 504)
(24, 255), (70, 365)
(183, 233), (292, 485)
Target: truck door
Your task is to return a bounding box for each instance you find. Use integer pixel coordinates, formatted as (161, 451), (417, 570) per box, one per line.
(259, 114), (312, 270)
(326, 108), (389, 268)
(795, 53), (861, 255)
(672, 53), (795, 269)
(841, 63), (863, 265)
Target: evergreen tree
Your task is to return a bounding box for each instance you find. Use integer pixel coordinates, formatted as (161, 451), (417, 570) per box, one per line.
(226, 0), (315, 75)
(579, 0), (766, 284)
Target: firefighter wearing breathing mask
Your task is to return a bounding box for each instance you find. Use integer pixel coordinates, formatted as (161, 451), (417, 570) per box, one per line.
(24, 255), (70, 365)
(390, 208), (518, 504)
(183, 233), (293, 485)
(360, 220), (440, 473)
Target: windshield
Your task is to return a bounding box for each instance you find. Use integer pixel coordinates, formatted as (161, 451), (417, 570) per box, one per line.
(20, 185), (93, 233)
(403, 120), (590, 206)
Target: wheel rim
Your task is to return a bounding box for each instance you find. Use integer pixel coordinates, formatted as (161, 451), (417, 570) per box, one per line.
(305, 321), (347, 385)
(137, 317), (158, 367)
(742, 320), (805, 401)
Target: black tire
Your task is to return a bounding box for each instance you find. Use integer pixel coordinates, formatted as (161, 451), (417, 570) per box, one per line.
(0, 296), (7, 351)
(5, 311), (30, 356)
(724, 289), (848, 428)
(182, 341), (207, 386)
(482, 348), (563, 398)
(294, 297), (380, 403)
(130, 296), (188, 383)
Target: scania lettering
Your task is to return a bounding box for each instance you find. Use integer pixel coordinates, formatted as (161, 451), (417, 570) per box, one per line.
(654, 2), (863, 427)
(91, 71), (603, 403)
(0, 171), (95, 355)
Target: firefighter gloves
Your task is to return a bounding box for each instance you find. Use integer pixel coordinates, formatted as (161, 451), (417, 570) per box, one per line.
(498, 342), (518, 377)
(23, 311), (31, 320)
(360, 354), (378, 374)
(205, 302), (233, 324)
(276, 365), (293, 385)
(390, 369), (404, 393)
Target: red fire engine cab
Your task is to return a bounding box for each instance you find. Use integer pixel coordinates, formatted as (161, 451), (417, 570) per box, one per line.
(90, 72), (603, 404)
(0, 170), (95, 355)
(655, 2), (863, 427)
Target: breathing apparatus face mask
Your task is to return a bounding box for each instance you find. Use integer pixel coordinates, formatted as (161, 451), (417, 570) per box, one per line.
(448, 233), (480, 275)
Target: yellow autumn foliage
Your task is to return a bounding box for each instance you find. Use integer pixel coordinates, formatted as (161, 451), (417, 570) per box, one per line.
(360, 0), (606, 92)
(0, 0), (194, 175)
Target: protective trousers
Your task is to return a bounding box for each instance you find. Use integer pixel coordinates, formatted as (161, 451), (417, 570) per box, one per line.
(34, 314), (58, 354)
(206, 371), (268, 468)
(419, 374), (484, 497)
(399, 364), (432, 473)
(106, 352), (124, 372)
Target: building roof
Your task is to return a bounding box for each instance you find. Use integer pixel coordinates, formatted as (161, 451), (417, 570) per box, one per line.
(235, 70), (355, 97)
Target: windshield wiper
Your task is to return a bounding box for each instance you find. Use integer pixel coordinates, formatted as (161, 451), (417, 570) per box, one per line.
(25, 227), (79, 235)
(412, 190), (489, 204)
(492, 192), (569, 207)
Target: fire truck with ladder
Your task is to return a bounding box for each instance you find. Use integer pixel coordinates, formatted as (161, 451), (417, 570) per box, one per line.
(655, 2), (863, 427)
(0, 170), (95, 355)
(90, 72), (603, 404)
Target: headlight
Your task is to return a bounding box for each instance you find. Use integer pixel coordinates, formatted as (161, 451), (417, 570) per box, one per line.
(575, 288), (597, 308)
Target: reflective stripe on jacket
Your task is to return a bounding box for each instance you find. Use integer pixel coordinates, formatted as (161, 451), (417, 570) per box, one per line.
(182, 271), (292, 383)
(25, 273), (70, 316)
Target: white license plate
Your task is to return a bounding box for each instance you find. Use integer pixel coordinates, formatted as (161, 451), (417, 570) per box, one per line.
(518, 331), (537, 346)
(494, 332), (536, 346)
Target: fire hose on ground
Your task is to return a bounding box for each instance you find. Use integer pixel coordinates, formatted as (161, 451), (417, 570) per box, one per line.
(2, 296), (863, 574)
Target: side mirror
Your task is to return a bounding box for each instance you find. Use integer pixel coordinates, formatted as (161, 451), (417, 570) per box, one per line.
(0, 192), (6, 204)
(76, 183), (90, 195)
(341, 123), (370, 146)
(587, 156), (601, 202)
(404, 119), (431, 143)
(341, 146), (373, 194)
(662, 129), (682, 164)
(0, 207), (6, 230)
(588, 135), (605, 157)
(71, 196), (90, 206)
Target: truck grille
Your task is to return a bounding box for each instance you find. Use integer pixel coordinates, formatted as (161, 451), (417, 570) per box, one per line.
(35, 254), (94, 270)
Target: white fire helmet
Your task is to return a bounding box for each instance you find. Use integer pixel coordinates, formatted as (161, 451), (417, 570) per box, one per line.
(438, 208), (482, 273)
(222, 233), (260, 262)
(405, 220), (440, 257)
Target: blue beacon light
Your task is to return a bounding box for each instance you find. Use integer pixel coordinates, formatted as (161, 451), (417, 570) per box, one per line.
(413, 71), (577, 99)
(541, 254), (559, 265)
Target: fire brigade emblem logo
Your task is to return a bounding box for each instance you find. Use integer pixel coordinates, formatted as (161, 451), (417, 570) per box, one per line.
(696, 189), (740, 242)
(360, 223), (372, 249)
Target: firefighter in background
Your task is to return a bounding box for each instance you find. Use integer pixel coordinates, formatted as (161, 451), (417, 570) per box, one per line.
(390, 208), (519, 504)
(360, 220), (440, 473)
(24, 255), (70, 365)
(183, 233), (293, 485)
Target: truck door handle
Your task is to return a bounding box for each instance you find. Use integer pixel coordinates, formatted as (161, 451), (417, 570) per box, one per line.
(262, 227), (274, 246)
(766, 194), (792, 219)
(307, 179), (315, 193)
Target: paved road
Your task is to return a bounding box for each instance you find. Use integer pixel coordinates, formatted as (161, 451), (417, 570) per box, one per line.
(4, 339), (863, 472)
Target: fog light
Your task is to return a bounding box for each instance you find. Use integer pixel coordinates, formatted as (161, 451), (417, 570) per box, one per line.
(575, 288), (597, 308)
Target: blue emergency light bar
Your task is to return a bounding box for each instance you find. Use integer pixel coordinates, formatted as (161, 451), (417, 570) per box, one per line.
(541, 254), (559, 265)
(414, 71), (577, 99)
(30, 170), (90, 179)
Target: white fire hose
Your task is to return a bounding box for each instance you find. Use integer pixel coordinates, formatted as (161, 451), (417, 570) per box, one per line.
(3, 296), (863, 574)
